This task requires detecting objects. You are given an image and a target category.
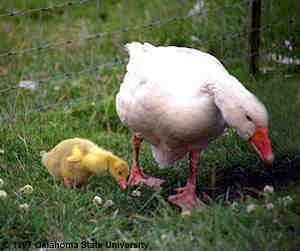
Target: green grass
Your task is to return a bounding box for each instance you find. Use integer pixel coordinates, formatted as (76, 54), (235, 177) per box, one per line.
(0, 0), (300, 250)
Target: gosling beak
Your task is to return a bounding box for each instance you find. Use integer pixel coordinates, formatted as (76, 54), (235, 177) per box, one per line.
(119, 179), (127, 190)
(250, 127), (274, 165)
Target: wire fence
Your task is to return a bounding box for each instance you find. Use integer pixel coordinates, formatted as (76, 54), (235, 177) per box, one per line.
(0, 0), (299, 143)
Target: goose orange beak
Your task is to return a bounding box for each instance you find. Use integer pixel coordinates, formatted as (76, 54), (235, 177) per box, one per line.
(250, 127), (274, 164)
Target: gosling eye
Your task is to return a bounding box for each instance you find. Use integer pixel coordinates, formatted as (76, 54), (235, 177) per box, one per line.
(118, 171), (123, 176)
(246, 115), (252, 121)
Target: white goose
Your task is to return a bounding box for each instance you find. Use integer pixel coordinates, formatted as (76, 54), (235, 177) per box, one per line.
(116, 42), (274, 208)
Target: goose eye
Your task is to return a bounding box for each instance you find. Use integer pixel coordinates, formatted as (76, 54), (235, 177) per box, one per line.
(246, 115), (252, 121)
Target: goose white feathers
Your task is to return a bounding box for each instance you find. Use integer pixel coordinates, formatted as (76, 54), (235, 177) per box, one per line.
(116, 42), (274, 208)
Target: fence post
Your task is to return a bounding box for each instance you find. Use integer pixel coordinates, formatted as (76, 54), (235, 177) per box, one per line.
(250, 0), (261, 75)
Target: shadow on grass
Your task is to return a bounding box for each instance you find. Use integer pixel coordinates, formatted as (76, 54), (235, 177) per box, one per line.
(126, 156), (300, 214)
(196, 156), (300, 202)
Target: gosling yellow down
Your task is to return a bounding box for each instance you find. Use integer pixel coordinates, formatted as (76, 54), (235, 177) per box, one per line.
(42, 138), (129, 189)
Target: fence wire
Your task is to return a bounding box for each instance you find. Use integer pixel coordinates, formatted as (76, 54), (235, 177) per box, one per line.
(0, 0), (253, 59)
(0, 0), (298, 135)
(0, 0), (93, 18)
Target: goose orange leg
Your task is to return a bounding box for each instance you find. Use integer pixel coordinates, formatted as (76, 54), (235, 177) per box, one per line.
(168, 150), (206, 210)
(128, 135), (165, 187)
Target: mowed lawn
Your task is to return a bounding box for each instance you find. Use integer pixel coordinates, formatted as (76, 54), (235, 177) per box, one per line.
(0, 0), (300, 250)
